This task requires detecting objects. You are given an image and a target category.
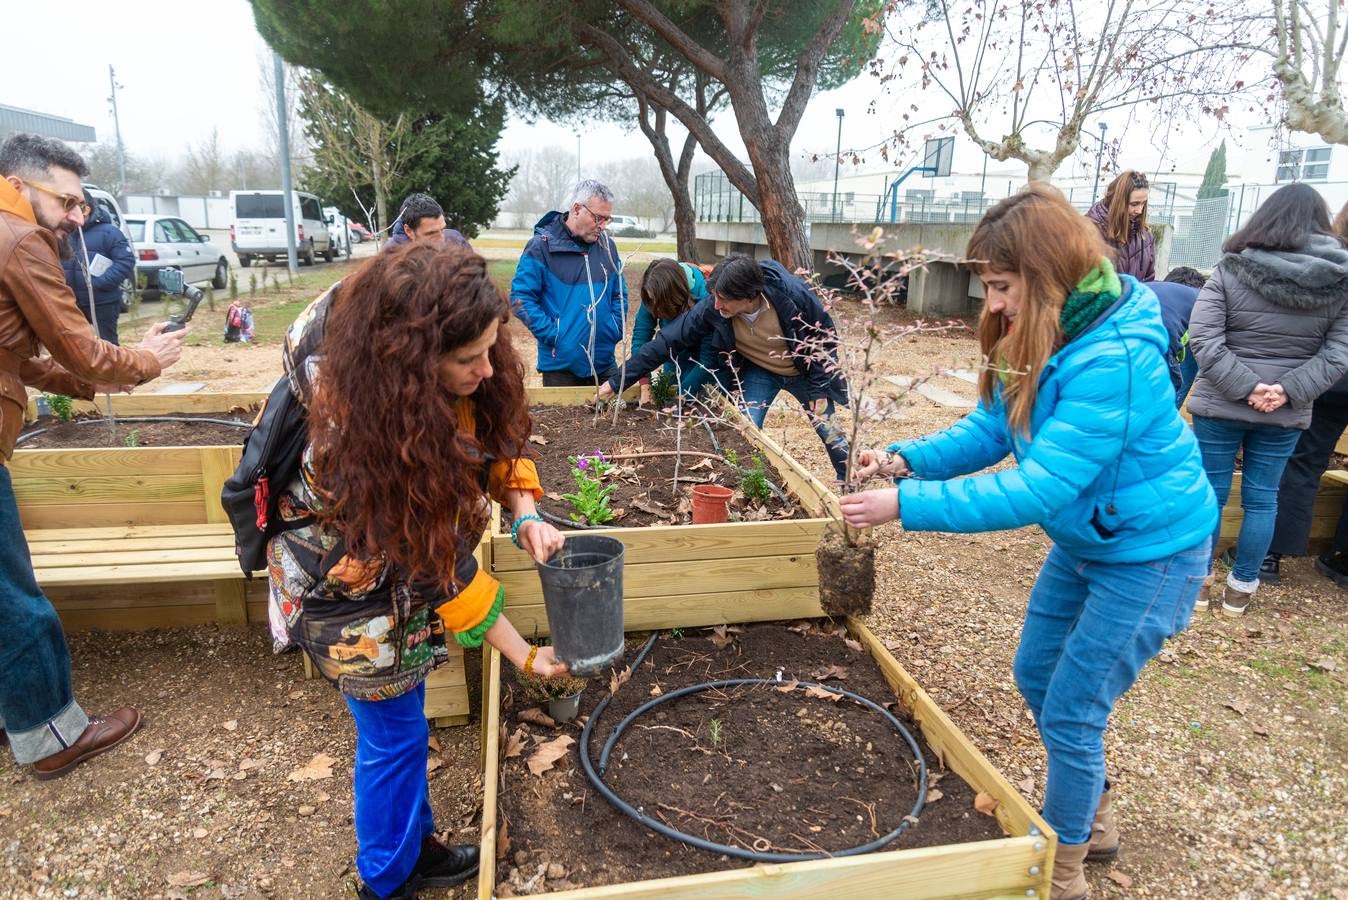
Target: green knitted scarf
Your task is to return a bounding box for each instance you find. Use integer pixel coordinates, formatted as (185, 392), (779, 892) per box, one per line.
(1059, 258), (1122, 341)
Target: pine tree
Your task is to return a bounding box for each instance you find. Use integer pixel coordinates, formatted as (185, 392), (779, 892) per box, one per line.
(1197, 142), (1227, 200)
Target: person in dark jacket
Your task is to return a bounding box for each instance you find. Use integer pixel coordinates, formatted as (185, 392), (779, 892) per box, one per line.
(630, 258), (718, 406)
(511, 179), (628, 386)
(596, 253), (850, 479)
(384, 192), (470, 251)
(840, 186), (1215, 900)
(1188, 182), (1348, 616)
(61, 190), (135, 344)
(1145, 266), (1205, 406)
(1087, 170), (1155, 281)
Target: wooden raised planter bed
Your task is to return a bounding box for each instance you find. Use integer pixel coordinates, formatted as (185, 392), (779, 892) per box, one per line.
(1217, 471), (1348, 552)
(488, 386), (835, 637)
(477, 387), (1053, 897)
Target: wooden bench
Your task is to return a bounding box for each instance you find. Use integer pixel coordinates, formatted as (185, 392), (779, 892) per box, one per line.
(11, 439), (469, 725)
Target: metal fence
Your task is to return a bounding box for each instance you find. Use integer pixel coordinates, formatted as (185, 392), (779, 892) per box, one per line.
(693, 171), (1344, 272)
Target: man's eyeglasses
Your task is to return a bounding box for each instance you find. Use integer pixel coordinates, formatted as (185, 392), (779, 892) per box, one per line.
(581, 203), (611, 226)
(27, 181), (91, 216)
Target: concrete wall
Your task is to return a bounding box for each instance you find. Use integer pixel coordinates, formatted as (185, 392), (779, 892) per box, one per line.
(695, 220), (981, 315)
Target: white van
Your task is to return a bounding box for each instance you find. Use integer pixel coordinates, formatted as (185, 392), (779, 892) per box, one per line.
(229, 190), (334, 267)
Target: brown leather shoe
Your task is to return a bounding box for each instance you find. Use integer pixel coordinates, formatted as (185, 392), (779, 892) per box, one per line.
(32, 708), (142, 781)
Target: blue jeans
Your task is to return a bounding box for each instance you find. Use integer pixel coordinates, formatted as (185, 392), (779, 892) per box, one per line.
(0, 465), (90, 764)
(738, 364), (849, 480)
(1013, 541), (1208, 844)
(1191, 416), (1302, 582)
(1175, 352), (1197, 408)
(344, 681), (434, 898)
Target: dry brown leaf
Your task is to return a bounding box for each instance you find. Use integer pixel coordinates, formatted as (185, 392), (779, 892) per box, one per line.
(925, 788), (944, 803)
(545, 491), (565, 502)
(742, 504), (771, 521)
(709, 625), (735, 649)
(167, 871), (211, 888)
(1252, 722), (1269, 736)
(610, 507), (627, 520)
(221, 720), (238, 732)
(496, 816), (511, 860)
(1105, 870), (1134, 889)
(287, 690), (304, 700)
(144, 749), (163, 766)
(688, 457), (713, 471)
(287, 752), (336, 782)
(1016, 776), (1035, 794)
(787, 622), (815, 636)
(527, 735), (576, 776)
(428, 736), (441, 752)
(973, 792), (1000, 816)
(609, 665), (632, 695)
(804, 685), (843, 702)
(505, 728), (529, 759)
(774, 678), (801, 693)
(1310, 657), (1338, 672)
(843, 638), (864, 653)
(238, 758), (263, 772)
(426, 756), (444, 775)
(518, 708), (557, 729)
(1224, 699), (1249, 717)
(528, 434), (549, 446)
(812, 665), (849, 681)
(632, 498), (668, 517)
(649, 684), (663, 697)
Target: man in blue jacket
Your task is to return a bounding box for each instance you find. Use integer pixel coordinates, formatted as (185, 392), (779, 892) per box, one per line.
(61, 191), (135, 344)
(511, 179), (628, 386)
(1145, 266), (1205, 406)
(597, 253), (850, 479)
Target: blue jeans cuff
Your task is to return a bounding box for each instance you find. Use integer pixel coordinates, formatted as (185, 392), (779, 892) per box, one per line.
(7, 699), (88, 765)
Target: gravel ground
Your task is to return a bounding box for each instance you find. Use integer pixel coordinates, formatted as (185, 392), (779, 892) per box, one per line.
(3, 293), (1345, 898)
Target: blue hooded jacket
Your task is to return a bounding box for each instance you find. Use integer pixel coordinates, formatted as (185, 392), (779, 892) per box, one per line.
(891, 276), (1216, 563)
(511, 211), (629, 377)
(61, 204), (135, 309)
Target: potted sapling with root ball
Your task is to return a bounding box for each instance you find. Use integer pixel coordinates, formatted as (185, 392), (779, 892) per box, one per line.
(517, 668), (590, 724)
(795, 230), (972, 616)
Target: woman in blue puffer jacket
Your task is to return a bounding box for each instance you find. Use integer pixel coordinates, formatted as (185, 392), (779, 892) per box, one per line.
(840, 185), (1216, 900)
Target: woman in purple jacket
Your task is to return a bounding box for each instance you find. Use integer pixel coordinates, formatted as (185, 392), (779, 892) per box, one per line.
(1087, 171), (1155, 281)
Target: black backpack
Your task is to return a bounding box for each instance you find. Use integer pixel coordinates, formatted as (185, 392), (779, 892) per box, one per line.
(220, 286), (334, 576)
(220, 375), (313, 576)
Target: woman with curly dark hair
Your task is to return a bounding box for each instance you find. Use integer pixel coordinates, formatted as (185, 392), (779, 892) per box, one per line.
(266, 242), (568, 899)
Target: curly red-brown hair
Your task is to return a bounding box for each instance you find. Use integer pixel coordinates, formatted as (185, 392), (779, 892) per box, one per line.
(309, 242), (531, 588)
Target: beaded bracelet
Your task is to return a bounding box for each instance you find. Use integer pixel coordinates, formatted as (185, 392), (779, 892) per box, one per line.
(510, 513), (544, 549)
(523, 645), (539, 677)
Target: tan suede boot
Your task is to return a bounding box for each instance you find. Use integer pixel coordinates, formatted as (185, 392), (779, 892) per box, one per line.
(1195, 572), (1216, 610)
(1051, 840), (1090, 900)
(1086, 790), (1119, 862)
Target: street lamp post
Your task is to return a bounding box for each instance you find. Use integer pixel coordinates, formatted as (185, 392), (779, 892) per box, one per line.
(832, 108), (845, 222)
(1090, 122), (1108, 206)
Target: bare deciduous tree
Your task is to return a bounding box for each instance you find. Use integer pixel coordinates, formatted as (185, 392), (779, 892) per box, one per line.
(1272, 0), (1348, 143)
(878, 0), (1261, 182)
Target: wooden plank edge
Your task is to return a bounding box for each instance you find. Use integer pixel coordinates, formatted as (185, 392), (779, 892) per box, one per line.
(478, 646), (502, 900)
(846, 617), (1054, 865)
(526, 835), (1044, 900)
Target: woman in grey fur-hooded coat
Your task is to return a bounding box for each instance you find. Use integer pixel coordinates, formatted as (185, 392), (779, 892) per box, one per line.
(1188, 182), (1348, 611)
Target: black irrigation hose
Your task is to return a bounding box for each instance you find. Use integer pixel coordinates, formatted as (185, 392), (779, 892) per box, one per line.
(533, 505), (618, 531)
(16, 415), (250, 446)
(578, 633), (928, 863)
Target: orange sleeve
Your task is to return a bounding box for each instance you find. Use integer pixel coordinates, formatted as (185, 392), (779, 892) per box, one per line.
(434, 568), (502, 633)
(489, 457), (543, 504)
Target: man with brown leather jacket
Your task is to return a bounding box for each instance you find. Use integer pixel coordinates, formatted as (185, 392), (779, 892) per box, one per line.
(0, 133), (187, 780)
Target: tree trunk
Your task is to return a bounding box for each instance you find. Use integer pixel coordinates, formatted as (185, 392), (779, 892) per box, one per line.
(744, 136), (811, 271)
(672, 182), (698, 262)
(372, 152), (387, 240)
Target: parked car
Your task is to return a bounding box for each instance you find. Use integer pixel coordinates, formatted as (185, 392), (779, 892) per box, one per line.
(229, 190), (334, 267)
(322, 206), (353, 259)
(82, 184), (136, 310)
(609, 214), (653, 238)
(348, 221), (373, 243)
(124, 214), (229, 300)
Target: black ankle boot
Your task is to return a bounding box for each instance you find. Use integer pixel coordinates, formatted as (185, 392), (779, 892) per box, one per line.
(1260, 553), (1281, 584)
(412, 836), (479, 887)
(1315, 551), (1348, 589)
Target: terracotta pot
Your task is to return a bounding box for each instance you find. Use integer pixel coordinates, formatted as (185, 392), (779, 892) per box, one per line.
(691, 484), (734, 524)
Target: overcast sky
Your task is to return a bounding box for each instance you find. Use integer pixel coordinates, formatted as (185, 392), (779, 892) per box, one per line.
(4, 1), (1275, 186)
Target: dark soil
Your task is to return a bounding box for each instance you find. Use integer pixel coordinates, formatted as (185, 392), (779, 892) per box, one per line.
(520, 405), (809, 529)
(18, 410), (255, 449)
(816, 531), (876, 616)
(494, 621), (1006, 896)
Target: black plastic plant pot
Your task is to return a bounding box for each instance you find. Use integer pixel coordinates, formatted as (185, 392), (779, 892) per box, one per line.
(534, 534), (625, 677)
